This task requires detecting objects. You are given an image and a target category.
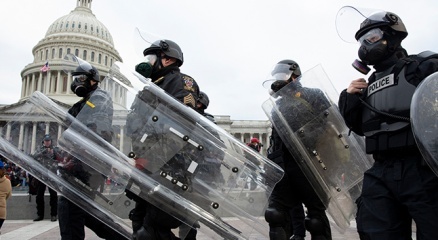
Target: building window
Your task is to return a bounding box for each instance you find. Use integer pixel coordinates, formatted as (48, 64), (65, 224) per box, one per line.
(83, 50), (87, 60)
(59, 48), (63, 58)
(59, 22), (63, 29)
(110, 59), (113, 66)
(78, 22), (81, 29)
(72, 22), (75, 28)
(40, 50), (43, 60)
(105, 56), (108, 66)
(91, 52), (95, 62)
(45, 50), (49, 60)
(98, 54), (102, 64)
(85, 23), (87, 31)
(66, 21), (69, 28)
(52, 48), (55, 59)
(67, 48), (71, 55)
(75, 49), (79, 57)
(91, 25), (94, 32)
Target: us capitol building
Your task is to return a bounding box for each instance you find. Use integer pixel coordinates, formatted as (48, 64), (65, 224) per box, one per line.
(0, 0), (271, 156)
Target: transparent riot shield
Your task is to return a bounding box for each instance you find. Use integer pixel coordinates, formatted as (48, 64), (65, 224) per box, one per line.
(0, 135), (131, 239)
(19, 62), (283, 239)
(262, 64), (374, 232)
(411, 71), (438, 176)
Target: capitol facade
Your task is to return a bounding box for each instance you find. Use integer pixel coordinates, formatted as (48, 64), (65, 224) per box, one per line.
(0, 0), (271, 156)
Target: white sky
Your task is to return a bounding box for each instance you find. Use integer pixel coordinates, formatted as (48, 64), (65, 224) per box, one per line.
(1, 0), (437, 120)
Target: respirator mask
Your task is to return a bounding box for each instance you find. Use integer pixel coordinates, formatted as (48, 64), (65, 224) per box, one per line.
(135, 54), (158, 79)
(71, 74), (92, 97)
(354, 28), (387, 74)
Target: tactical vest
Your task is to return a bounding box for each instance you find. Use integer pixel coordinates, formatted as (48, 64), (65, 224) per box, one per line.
(362, 51), (438, 153)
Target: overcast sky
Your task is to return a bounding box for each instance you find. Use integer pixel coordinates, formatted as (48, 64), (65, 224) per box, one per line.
(1, 0), (437, 120)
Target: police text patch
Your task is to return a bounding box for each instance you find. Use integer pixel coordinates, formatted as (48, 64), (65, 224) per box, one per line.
(368, 74), (395, 96)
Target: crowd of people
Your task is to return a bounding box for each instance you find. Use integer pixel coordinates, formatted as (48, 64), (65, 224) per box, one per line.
(1, 6), (438, 240)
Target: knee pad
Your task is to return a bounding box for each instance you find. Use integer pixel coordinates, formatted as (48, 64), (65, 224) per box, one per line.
(265, 207), (288, 226)
(304, 217), (324, 236)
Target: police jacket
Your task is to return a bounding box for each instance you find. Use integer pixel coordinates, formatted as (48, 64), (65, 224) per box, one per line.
(338, 49), (438, 154)
(65, 87), (113, 183)
(151, 66), (199, 109)
(126, 65), (200, 138)
(267, 84), (330, 173)
(68, 87), (114, 142)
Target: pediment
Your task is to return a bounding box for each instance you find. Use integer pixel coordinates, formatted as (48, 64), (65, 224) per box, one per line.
(0, 98), (70, 122)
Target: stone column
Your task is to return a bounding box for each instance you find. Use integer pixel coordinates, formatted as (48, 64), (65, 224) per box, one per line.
(50, 71), (56, 93)
(119, 125), (125, 152)
(18, 122), (25, 150)
(5, 124), (11, 141)
(31, 73), (36, 94)
(67, 73), (72, 94)
(45, 122), (50, 134)
(56, 71), (62, 94)
(57, 123), (63, 141)
(31, 122), (37, 153)
(37, 72), (43, 92)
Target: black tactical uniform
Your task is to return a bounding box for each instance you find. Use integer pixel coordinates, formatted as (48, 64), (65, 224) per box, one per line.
(126, 39), (200, 240)
(57, 55), (125, 240)
(264, 60), (332, 240)
(338, 10), (438, 239)
(32, 134), (60, 222)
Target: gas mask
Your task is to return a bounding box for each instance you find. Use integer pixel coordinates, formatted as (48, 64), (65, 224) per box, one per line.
(357, 28), (388, 67)
(71, 74), (93, 97)
(135, 54), (158, 78)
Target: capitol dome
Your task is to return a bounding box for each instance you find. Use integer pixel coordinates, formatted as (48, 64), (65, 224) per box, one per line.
(20, 0), (126, 109)
(45, 1), (114, 46)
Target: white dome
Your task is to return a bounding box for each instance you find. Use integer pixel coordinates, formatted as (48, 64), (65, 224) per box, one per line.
(45, 2), (114, 46)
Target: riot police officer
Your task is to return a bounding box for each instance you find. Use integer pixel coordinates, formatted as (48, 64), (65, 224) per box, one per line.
(57, 54), (125, 240)
(31, 134), (60, 222)
(338, 9), (438, 239)
(196, 91), (215, 123)
(264, 59), (332, 240)
(126, 39), (200, 240)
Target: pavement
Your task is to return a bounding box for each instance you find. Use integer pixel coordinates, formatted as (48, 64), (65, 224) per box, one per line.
(0, 218), (363, 240)
(0, 218), (419, 240)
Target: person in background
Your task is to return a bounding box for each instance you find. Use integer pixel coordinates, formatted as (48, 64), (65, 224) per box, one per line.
(31, 134), (60, 222)
(248, 137), (262, 152)
(0, 161), (12, 232)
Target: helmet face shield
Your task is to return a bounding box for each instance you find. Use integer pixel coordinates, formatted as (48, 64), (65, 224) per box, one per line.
(336, 6), (384, 43)
(262, 63), (295, 89)
(135, 28), (184, 66)
(73, 74), (88, 82)
(358, 28), (384, 45)
(144, 54), (158, 66)
(63, 54), (93, 75)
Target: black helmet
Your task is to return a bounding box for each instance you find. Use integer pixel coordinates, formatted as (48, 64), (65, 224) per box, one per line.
(72, 65), (100, 82)
(272, 59), (301, 77)
(143, 39), (184, 66)
(355, 11), (407, 41)
(42, 134), (52, 144)
(43, 134), (51, 141)
(198, 91), (210, 109)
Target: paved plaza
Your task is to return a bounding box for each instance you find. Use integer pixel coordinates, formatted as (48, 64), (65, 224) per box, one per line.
(0, 218), (363, 240)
